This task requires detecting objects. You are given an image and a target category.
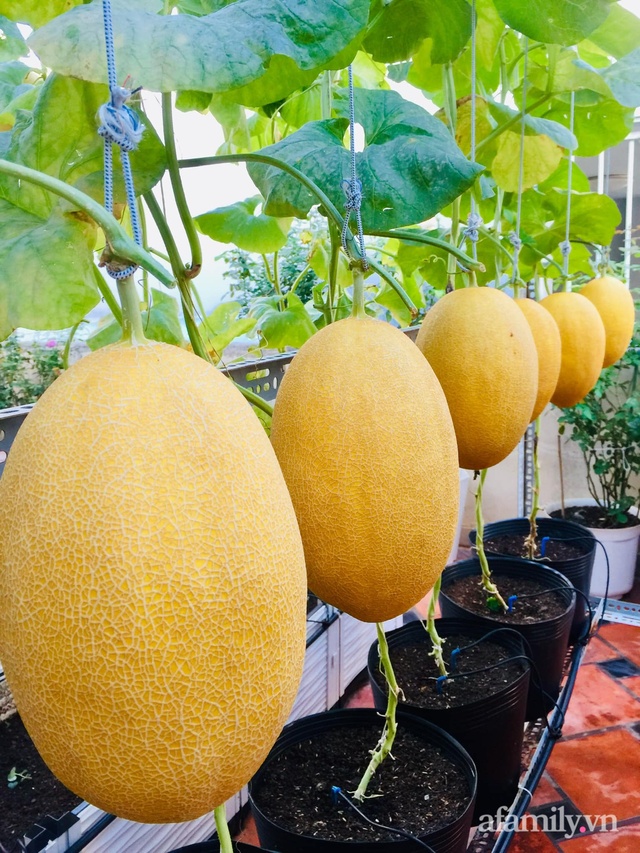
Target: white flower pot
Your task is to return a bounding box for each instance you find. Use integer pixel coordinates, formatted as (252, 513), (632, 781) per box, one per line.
(544, 499), (640, 599)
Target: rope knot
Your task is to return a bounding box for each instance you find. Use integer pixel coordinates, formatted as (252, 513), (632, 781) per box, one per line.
(509, 231), (522, 252)
(341, 177), (363, 213)
(559, 240), (572, 258)
(463, 211), (483, 243)
(98, 85), (144, 152)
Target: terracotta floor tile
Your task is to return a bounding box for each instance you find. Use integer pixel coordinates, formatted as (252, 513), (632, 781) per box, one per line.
(558, 664), (640, 735)
(547, 728), (640, 821)
(235, 813), (261, 845)
(532, 774), (564, 807)
(343, 682), (374, 708)
(622, 676), (640, 699)
(598, 624), (640, 667)
(559, 821), (640, 851)
(584, 637), (622, 665)
(506, 824), (560, 852)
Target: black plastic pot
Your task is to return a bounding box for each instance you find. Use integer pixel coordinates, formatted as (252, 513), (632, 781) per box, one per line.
(469, 517), (596, 641)
(367, 619), (529, 820)
(439, 558), (576, 721)
(249, 708), (477, 853)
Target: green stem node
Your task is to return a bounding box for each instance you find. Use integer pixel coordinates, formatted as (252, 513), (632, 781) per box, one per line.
(117, 275), (147, 346)
(425, 575), (447, 677)
(475, 469), (508, 612)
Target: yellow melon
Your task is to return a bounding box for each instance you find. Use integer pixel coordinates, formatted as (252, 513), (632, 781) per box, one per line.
(270, 316), (459, 623)
(415, 287), (538, 470)
(540, 291), (606, 408)
(579, 275), (635, 367)
(515, 298), (562, 421)
(0, 342), (307, 824)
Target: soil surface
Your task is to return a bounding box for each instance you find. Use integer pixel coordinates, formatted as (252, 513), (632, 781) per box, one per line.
(485, 533), (586, 561)
(372, 634), (526, 710)
(443, 575), (569, 624)
(0, 695), (82, 852)
(251, 723), (471, 843)
(549, 505), (640, 530)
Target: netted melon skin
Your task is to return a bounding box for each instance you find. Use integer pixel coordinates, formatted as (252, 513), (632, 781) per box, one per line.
(416, 287), (538, 471)
(541, 292), (606, 408)
(271, 316), (459, 623)
(515, 298), (562, 422)
(579, 276), (635, 368)
(0, 342), (307, 824)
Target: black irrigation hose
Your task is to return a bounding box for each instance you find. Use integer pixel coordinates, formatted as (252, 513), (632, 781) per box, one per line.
(330, 787), (437, 851)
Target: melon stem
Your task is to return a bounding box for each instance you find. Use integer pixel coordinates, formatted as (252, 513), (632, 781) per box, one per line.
(351, 267), (367, 318)
(425, 574), (448, 676)
(475, 468), (508, 612)
(353, 623), (401, 801)
(117, 275), (148, 346)
(214, 804), (234, 853)
(524, 418), (541, 560)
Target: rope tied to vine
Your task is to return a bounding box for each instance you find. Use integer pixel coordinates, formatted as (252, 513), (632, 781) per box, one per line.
(341, 65), (368, 271)
(465, 0), (483, 259)
(98, 0), (144, 281)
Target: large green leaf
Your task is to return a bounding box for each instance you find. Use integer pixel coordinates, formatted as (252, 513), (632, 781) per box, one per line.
(542, 98), (634, 157)
(3, 0), (83, 28)
(0, 199), (98, 339)
(30, 0), (370, 106)
(529, 52), (612, 97)
(0, 73), (165, 219)
(195, 196), (292, 253)
(198, 300), (256, 361)
(589, 4), (640, 60)
(250, 292), (316, 349)
(540, 190), (621, 248)
(492, 0), (611, 46)
(477, 0), (505, 70)
(0, 16), (28, 61)
(247, 88), (482, 231)
(492, 131), (563, 192)
(600, 48), (640, 108)
(364, 0), (471, 65)
(0, 61), (29, 113)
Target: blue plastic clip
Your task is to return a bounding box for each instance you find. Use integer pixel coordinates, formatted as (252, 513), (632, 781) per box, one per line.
(507, 594), (518, 613)
(540, 536), (550, 557)
(331, 786), (342, 805)
(450, 647), (461, 672)
(436, 675), (448, 694)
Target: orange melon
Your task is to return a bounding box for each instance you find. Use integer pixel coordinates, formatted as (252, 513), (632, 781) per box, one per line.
(540, 291), (606, 407)
(515, 298), (562, 421)
(415, 287), (538, 470)
(270, 316), (459, 623)
(579, 275), (635, 367)
(0, 342), (307, 823)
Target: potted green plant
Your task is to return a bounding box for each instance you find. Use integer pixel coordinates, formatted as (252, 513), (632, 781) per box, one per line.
(550, 327), (640, 597)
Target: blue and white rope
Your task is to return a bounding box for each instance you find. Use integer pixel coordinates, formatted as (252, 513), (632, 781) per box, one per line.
(99, 0), (144, 280)
(341, 65), (368, 270)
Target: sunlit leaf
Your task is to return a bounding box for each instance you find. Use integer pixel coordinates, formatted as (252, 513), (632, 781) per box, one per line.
(195, 196), (292, 253)
(492, 131), (562, 192)
(492, 0), (610, 46)
(250, 292), (316, 348)
(0, 16), (28, 61)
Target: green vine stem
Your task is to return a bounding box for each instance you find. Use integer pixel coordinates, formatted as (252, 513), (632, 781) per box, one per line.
(368, 230), (483, 272)
(321, 70), (333, 120)
(475, 468), (508, 612)
(214, 804), (234, 853)
(177, 153), (417, 314)
(524, 417), (541, 560)
(62, 322), (83, 370)
(117, 275), (147, 346)
(92, 267), (123, 327)
(328, 220), (341, 323)
(353, 623), (401, 802)
(351, 266), (366, 318)
(162, 93), (203, 277)
(0, 159), (175, 288)
(425, 574), (447, 676)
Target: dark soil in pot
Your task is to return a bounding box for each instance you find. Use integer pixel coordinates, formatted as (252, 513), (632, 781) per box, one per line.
(439, 558), (575, 721)
(549, 505), (640, 529)
(0, 685), (82, 851)
(249, 708), (476, 853)
(470, 517), (597, 641)
(444, 575), (567, 622)
(367, 619), (529, 820)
